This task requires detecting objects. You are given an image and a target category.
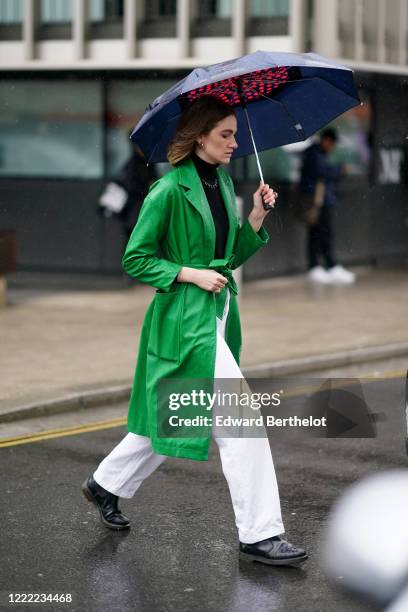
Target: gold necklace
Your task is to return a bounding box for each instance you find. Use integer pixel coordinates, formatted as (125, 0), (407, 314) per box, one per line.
(201, 176), (218, 189)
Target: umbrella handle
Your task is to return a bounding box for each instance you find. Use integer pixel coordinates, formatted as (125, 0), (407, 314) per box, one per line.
(242, 106), (274, 211)
(260, 185), (275, 212)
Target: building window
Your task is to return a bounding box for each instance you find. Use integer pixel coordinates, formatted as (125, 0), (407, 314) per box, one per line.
(89, 0), (124, 38)
(248, 0), (289, 36)
(106, 78), (177, 178)
(141, 0), (176, 37)
(0, 0), (22, 39)
(325, 90), (373, 179)
(90, 0), (124, 21)
(192, 0), (232, 37)
(40, 0), (72, 22)
(0, 0), (22, 23)
(197, 0), (232, 18)
(145, 0), (177, 19)
(0, 79), (103, 179)
(39, 0), (72, 39)
(250, 0), (289, 17)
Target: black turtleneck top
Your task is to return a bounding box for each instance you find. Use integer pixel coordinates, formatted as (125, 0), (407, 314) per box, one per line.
(191, 151), (229, 260)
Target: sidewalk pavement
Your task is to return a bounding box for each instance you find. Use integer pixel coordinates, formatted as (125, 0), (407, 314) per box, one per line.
(1, 266), (408, 422)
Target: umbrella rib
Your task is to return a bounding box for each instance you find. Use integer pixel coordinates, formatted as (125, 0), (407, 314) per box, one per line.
(147, 138), (160, 166)
(258, 92), (306, 141)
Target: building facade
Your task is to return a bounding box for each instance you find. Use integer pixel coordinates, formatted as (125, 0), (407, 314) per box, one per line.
(0, 0), (407, 276)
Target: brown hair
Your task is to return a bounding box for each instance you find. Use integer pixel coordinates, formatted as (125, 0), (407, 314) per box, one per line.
(167, 95), (236, 166)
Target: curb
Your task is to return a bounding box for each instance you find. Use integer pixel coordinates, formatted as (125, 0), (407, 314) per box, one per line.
(0, 385), (131, 425)
(244, 341), (408, 377)
(1, 341), (408, 425)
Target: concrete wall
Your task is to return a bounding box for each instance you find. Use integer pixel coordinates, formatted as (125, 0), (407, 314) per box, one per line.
(0, 179), (125, 273)
(1, 174), (407, 281)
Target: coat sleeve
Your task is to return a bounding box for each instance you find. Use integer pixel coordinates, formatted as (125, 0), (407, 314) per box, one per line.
(221, 171), (270, 270)
(231, 219), (270, 270)
(122, 180), (183, 292)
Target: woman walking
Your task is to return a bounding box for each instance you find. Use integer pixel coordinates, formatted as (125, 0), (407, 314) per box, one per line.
(82, 96), (307, 566)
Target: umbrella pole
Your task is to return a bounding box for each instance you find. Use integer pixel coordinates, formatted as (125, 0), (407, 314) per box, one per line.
(242, 105), (274, 211)
(243, 106), (264, 183)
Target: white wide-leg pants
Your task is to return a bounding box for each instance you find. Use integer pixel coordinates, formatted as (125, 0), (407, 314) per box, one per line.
(93, 290), (284, 544)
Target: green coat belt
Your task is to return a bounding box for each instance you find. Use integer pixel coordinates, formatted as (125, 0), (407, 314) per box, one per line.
(122, 156), (269, 461)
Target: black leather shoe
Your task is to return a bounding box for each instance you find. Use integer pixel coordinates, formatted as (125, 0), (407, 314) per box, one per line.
(81, 475), (130, 531)
(239, 536), (307, 566)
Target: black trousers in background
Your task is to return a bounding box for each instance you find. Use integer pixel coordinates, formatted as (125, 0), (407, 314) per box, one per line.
(307, 205), (337, 270)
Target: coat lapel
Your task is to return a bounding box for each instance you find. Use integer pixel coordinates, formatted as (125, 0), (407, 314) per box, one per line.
(178, 158), (215, 257)
(216, 167), (239, 259)
(177, 157), (238, 260)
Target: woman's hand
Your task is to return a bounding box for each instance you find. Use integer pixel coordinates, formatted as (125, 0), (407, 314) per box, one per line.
(252, 181), (278, 213)
(177, 268), (228, 293)
(249, 181), (278, 233)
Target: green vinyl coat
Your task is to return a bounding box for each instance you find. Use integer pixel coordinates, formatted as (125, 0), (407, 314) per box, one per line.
(122, 156), (269, 461)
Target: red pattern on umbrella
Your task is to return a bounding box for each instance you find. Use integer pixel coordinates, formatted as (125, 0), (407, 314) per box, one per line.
(181, 66), (293, 106)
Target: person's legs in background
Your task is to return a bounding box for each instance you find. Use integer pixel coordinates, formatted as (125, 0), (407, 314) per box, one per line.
(307, 223), (320, 270)
(319, 206), (336, 269)
(321, 206), (356, 284)
(307, 212), (332, 284)
(308, 206), (355, 284)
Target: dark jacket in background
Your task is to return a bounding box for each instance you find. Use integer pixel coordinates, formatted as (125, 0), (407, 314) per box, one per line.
(117, 150), (156, 233)
(300, 143), (342, 207)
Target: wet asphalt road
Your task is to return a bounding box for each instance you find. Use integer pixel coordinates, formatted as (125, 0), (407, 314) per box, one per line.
(1, 371), (406, 612)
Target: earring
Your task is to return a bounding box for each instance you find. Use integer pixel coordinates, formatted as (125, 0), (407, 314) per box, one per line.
(199, 141), (204, 148)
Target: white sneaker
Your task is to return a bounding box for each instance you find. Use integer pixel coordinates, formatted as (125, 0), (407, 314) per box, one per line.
(307, 266), (332, 284)
(327, 264), (355, 284)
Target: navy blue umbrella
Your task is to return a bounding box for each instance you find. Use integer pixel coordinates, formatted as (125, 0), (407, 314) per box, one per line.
(130, 49), (360, 186)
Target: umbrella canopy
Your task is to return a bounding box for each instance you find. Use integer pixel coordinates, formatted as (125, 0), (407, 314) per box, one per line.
(130, 50), (361, 165)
